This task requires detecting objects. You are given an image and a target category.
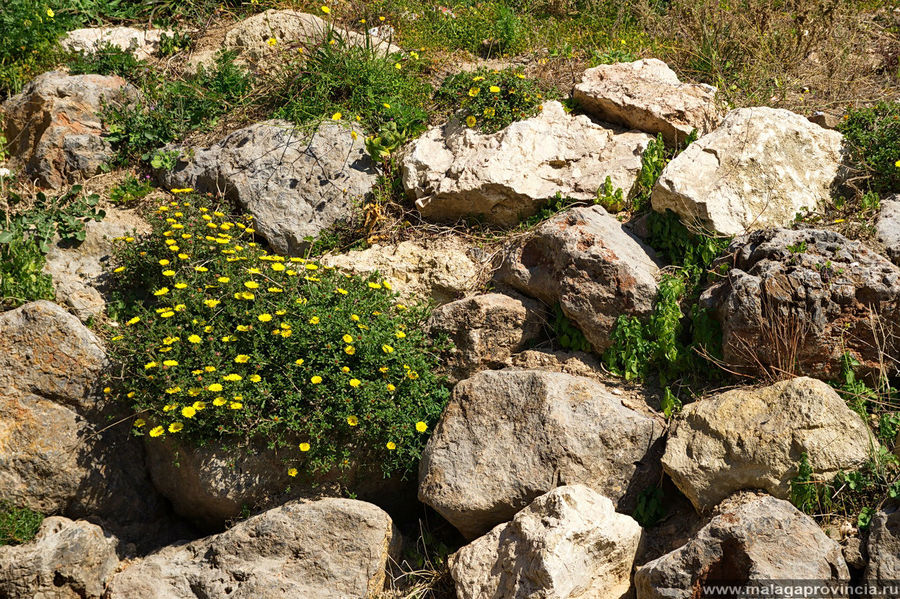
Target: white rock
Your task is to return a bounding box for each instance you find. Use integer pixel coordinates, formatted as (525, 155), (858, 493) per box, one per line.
(62, 27), (171, 60)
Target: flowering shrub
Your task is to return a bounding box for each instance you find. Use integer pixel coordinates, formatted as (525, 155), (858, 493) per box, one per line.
(106, 195), (449, 478)
(435, 67), (548, 133)
(0, 1), (68, 96)
(839, 102), (900, 195)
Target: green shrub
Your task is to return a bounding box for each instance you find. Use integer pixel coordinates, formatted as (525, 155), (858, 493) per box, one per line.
(0, 234), (55, 309)
(400, 1), (524, 57)
(106, 196), (450, 478)
(0, 0), (69, 96)
(839, 102), (900, 194)
(435, 67), (548, 133)
(157, 31), (193, 57)
(67, 42), (149, 83)
(0, 502), (43, 546)
(109, 174), (154, 205)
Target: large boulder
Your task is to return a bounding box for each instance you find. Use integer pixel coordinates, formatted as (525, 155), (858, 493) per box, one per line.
(426, 292), (546, 381)
(0, 301), (166, 532)
(105, 498), (399, 599)
(877, 196), (900, 266)
(634, 493), (849, 598)
(1, 71), (138, 188)
(321, 236), (480, 305)
(574, 58), (721, 145)
(700, 227), (900, 381)
(0, 517), (118, 599)
(450, 485), (642, 599)
(652, 107), (845, 235)
(495, 205), (659, 353)
(61, 27), (172, 60)
(157, 119), (377, 255)
(418, 369), (664, 540)
(402, 101), (652, 226)
(662, 377), (873, 513)
(865, 508), (900, 582)
(42, 207), (149, 321)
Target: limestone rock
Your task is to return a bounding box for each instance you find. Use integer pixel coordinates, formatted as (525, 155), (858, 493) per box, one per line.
(652, 107), (845, 235)
(635, 493), (849, 598)
(877, 196), (900, 266)
(321, 237), (480, 305)
(418, 369), (664, 540)
(157, 119), (377, 255)
(450, 485), (642, 599)
(700, 227), (900, 381)
(574, 58), (721, 145)
(865, 508), (900, 582)
(402, 101), (652, 226)
(1, 71), (137, 188)
(426, 292), (546, 381)
(61, 27), (172, 60)
(105, 498), (399, 599)
(43, 207), (149, 321)
(495, 205), (659, 353)
(0, 517), (118, 599)
(662, 377), (872, 513)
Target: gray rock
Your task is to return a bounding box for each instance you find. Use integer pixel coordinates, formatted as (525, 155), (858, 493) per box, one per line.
(0, 517), (118, 599)
(105, 498), (400, 599)
(402, 101), (652, 226)
(157, 119), (377, 255)
(495, 205), (659, 353)
(1, 71), (137, 188)
(652, 107), (845, 235)
(61, 27), (172, 60)
(450, 485), (642, 599)
(662, 377), (873, 513)
(865, 508), (900, 582)
(574, 58), (721, 145)
(700, 227), (900, 381)
(635, 493), (849, 598)
(427, 292), (546, 381)
(418, 369), (664, 540)
(877, 197), (900, 266)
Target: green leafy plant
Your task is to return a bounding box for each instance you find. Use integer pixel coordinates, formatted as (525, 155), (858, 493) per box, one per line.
(0, 0), (69, 96)
(110, 174), (153, 205)
(107, 195), (450, 479)
(0, 502), (44, 546)
(157, 31), (193, 57)
(0, 233), (55, 308)
(632, 485), (666, 527)
(596, 176), (625, 213)
(66, 41), (148, 83)
(838, 102), (900, 194)
(402, 1), (524, 57)
(435, 67), (549, 134)
(552, 304), (591, 353)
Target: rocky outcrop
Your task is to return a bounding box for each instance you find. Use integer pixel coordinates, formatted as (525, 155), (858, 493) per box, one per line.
(574, 58), (721, 145)
(450, 485), (642, 599)
(877, 196), (900, 265)
(0, 517), (118, 599)
(662, 377), (872, 513)
(495, 205), (659, 353)
(700, 227), (900, 381)
(652, 107), (845, 235)
(402, 101), (652, 226)
(427, 292), (546, 381)
(321, 237), (480, 305)
(0, 301), (165, 531)
(865, 508), (900, 582)
(635, 493), (849, 598)
(418, 369), (664, 540)
(61, 27), (172, 60)
(157, 119), (377, 255)
(43, 207), (149, 321)
(1, 71), (138, 188)
(105, 498), (399, 599)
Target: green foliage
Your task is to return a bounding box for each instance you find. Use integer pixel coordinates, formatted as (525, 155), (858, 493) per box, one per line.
(365, 121), (413, 161)
(66, 42), (147, 82)
(517, 193), (581, 230)
(402, 1), (524, 57)
(552, 304), (591, 353)
(789, 452), (822, 514)
(107, 196), (450, 479)
(0, 234), (55, 308)
(839, 102), (900, 194)
(596, 176), (625, 213)
(0, 502), (44, 546)
(435, 67), (548, 133)
(271, 29), (429, 146)
(632, 486), (666, 527)
(110, 174), (153, 205)
(0, 0), (68, 96)
(646, 210), (730, 286)
(104, 51), (251, 164)
(157, 31), (192, 57)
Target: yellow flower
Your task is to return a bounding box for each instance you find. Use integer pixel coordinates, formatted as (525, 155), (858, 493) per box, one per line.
(223, 374), (242, 382)
(342, 366), (351, 373)
(345, 346), (355, 355)
(368, 282), (382, 289)
(347, 415), (358, 426)
(149, 426), (164, 437)
(165, 386), (181, 394)
(387, 383), (396, 392)
(249, 374), (262, 383)
(237, 325), (250, 332)
(213, 397), (227, 406)
(208, 383), (223, 392)
(193, 401), (206, 410)
(244, 281), (260, 289)
(174, 282), (188, 289)
(383, 102), (391, 109)
(311, 375), (323, 384)
(235, 354), (250, 363)
(188, 334), (202, 343)
(416, 421), (428, 432)
(217, 276), (230, 283)
(331, 112), (342, 120)
(204, 299), (220, 308)
(395, 62), (402, 70)
(896, 159), (900, 168)
(489, 85), (501, 93)
(181, 406), (196, 418)
(134, 418), (146, 428)
(126, 316), (141, 325)
(295, 358), (305, 366)
(468, 87), (480, 97)
(258, 313), (272, 322)
(154, 287), (170, 296)
(382, 344), (394, 353)
(395, 330), (406, 339)
(484, 107), (495, 118)
(299, 442), (310, 452)
(342, 334), (354, 343)
(336, 288), (348, 295)
(229, 401), (243, 409)
(163, 359), (179, 367)
(321, 5), (330, 13)
(46, 8), (54, 18)
(309, 316), (320, 325)
(144, 361), (158, 369)
(408, 371), (419, 380)
(288, 467), (298, 477)
(114, 266), (125, 273)
(162, 270), (176, 277)
(466, 115), (476, 127)
(305, 263), (319, 270)
(267, 37), (277, 47)
(204, 366), (216, 372)
(349, 378), (361, 388)
(163, 403), (177, 412)
(160, 310), (175, 318)
(111, 335), (124, 341)
(473, 76), (485, 81)
(169, 422), (184, 433)
(386, 441), (396, 450)
(271, 263), (285, 271)
(195, 266), (209, 272)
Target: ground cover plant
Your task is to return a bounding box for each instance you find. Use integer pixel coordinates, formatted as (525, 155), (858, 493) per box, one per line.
(106, 194), (449, 479)
(0, 502), (43, 546)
